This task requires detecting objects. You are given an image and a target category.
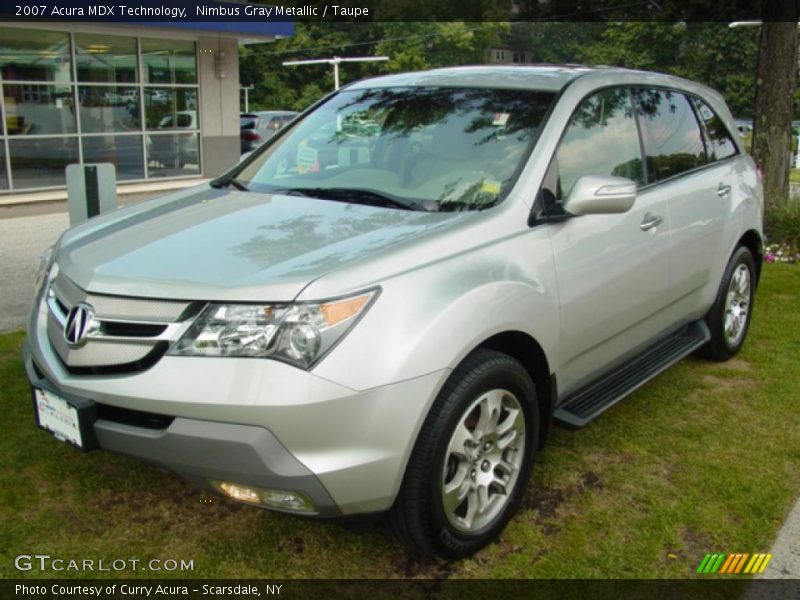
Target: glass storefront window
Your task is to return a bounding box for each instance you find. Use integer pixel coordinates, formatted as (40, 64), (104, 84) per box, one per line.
(9, 137), (79, 188)
(3, 84), (76, 135)
(0, 28), (72, 83)
(0, 29), (201, 191)
(141, 39), (197, 84)
(144, 87), (198, 130)
(75, 34), (138, 83)
(147, 132), (200, 177)
(79, 86), (140, 133)
(82, 135), (144, 180)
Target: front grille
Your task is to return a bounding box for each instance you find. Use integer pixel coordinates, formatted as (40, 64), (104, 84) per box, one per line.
(96, 403), (174, 430)
(45, 271), (201, 375)
(101, 321), (168, 338)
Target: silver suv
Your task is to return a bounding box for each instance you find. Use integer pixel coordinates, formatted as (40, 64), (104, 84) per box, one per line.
(24, 66), (762, 558)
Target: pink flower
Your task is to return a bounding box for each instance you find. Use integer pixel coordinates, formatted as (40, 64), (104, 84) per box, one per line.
(765, 253), (775, 263)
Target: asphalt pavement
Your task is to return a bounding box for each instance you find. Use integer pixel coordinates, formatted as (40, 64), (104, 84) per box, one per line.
(0, 211), (69, 332)
(0, 190), (164, 332)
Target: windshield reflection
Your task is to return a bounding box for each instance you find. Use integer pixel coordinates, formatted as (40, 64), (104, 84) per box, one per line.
(238, 87), (555, 212)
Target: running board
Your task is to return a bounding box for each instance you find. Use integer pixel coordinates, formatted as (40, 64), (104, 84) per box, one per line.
(554, 321), (710, 429)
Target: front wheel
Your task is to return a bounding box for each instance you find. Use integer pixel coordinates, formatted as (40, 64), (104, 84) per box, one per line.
(699, 246), (756, 361)
(390, 349), (538, 558)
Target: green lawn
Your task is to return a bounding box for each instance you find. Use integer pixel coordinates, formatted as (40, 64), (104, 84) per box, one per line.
(1, 265), (799, 579)
(791, 169), (800, 185)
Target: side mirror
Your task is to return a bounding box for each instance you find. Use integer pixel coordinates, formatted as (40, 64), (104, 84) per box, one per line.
(562, 175), (637, 216)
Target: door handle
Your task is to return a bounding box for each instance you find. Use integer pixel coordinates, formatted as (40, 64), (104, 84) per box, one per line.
(640, 213), (663, 231)
(717, 183), (732, 197)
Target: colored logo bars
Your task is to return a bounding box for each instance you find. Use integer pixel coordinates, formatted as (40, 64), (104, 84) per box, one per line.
(696, 553), (772, 574)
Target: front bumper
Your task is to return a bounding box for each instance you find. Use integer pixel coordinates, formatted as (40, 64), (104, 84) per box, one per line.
(24, 294), (450, 516)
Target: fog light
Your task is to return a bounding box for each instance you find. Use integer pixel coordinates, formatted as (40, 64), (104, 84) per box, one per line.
(215, 482), (261, 504)
(212, 481), (315, 513)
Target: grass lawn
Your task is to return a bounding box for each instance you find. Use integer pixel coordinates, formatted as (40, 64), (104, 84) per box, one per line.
(791, 169), (800, 185)
(1, 264), (799, 580)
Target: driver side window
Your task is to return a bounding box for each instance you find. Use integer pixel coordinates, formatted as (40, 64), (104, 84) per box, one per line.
(544, 88), (644, 203)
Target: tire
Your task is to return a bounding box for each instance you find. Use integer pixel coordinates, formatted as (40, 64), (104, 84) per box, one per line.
(390, 349), (538, 558)
(698, 246), (756, 361)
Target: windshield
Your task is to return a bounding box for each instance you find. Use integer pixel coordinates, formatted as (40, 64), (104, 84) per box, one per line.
(236, 86), (555, 212)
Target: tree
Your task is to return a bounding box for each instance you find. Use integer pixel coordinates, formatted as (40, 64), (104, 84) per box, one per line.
(751, 2), (800, 223)
(240, 21), (508, 111)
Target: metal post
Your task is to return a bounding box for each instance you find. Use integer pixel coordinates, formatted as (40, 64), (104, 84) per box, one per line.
(282, 56), (389, 92)
(241, 85), (254, 112)
(333, 60), (340, 90)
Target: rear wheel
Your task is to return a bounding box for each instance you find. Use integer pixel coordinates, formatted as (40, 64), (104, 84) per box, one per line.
(699, 246), (756, 361)
(390, 349), (537, 558)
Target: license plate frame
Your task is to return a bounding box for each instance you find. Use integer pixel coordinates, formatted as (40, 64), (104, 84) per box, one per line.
(32, 386), (98, 451)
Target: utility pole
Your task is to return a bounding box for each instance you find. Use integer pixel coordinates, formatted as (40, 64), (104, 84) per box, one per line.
(282, 56), (390, 90)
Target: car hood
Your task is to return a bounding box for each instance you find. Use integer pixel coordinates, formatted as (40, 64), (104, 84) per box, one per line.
(55, 186), (467, 301)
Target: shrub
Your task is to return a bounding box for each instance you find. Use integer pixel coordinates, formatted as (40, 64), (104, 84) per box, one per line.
(769, 199), (800, 248)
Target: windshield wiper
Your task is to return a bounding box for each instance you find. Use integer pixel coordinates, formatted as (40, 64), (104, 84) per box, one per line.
(210, 177), (249, 192)
(269, 187), (420, 211)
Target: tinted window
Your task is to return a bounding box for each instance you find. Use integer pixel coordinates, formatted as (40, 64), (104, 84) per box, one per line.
(691, 97), (737, 161)
(634, 89), (706, 182)
(552, 88), (644, 199)
(240, 116), (257, 129)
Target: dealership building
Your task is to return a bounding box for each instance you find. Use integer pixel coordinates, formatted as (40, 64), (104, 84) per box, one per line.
(0, 18), (293, 198)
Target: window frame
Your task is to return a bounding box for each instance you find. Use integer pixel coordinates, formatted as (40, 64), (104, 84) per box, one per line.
(535, 82), (743, 222)
(539, 84), (647, 207)
(631, 85), (741, 192)
(686, 93), (739, 164)
(0, 28), (202, 192)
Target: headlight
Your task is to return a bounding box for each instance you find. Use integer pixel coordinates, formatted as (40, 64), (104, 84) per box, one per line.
(168, 289), (377, 369)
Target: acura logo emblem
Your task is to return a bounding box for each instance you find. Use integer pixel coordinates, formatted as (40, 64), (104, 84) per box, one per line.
(64, 303), (95, 347)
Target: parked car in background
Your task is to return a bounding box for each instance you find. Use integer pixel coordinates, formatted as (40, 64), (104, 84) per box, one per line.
(25, 66), (762, 559)
(240, 111), (298, 154)
(149, 110), (198, 168)
(735, 118), (753, 138)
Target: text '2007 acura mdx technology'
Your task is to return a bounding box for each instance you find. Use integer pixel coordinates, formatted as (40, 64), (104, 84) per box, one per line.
(25, 66), (762, 558)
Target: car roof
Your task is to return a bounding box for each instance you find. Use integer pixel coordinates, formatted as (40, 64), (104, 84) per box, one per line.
(346, 65), (594, 92)
(344, 65), (724, 102)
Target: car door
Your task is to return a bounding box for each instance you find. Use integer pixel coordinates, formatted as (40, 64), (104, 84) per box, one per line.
(545, 87), (672, 395)
(648, 93), (737, 314)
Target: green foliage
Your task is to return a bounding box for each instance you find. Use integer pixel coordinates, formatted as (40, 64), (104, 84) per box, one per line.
(578, 22), (760, 118)
(3, 265), (800, 577)
(239, 21), (763, 118)
(769, 198), (800, 249)
(239, 22), (509, 112)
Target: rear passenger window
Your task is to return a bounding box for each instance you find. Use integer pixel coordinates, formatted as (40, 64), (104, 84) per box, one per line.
(634, 89), (707, 182)
(691, 97), (737, 161)
(551, 88), (644, 199)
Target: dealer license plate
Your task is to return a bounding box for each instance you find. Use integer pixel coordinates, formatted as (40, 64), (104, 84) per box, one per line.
(34, 388), (84, 448)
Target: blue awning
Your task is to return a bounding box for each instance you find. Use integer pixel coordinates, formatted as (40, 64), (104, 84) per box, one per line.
(146, 20), (294, 41)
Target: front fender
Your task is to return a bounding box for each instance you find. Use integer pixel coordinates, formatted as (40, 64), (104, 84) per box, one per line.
(312, 227), (560, 392)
